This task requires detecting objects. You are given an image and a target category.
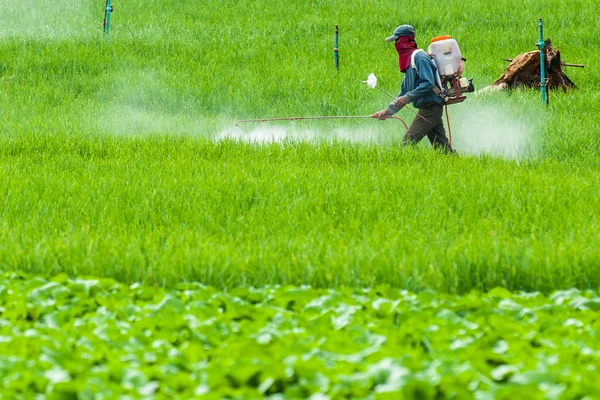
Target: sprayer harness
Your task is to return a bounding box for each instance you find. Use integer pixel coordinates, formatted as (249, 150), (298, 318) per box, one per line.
(410, 49), (444, 96)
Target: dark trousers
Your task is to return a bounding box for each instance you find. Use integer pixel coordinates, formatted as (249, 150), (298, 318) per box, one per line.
(403, 104), (454, 152)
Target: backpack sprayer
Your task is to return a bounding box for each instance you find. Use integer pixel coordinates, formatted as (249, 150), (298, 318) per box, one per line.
(426, 35), (475, 104)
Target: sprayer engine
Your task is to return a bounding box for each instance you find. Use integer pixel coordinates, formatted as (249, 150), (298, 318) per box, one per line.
(440, 74), (475, 105)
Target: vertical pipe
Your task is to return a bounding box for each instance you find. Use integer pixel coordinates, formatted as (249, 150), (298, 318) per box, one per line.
(104, 0), (113, 36)
(334, 25), (339, 71)
(538, 18), (547, 105)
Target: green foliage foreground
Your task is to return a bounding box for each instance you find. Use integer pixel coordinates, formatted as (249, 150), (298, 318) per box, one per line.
(1, 273), (599, 399)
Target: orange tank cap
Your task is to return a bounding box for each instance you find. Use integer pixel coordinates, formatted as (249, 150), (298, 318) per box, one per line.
(431, 35), (451, 43)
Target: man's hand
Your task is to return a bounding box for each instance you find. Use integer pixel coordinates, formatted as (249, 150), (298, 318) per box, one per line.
(372, 109), (389, 120)
(393, 95), (410, 110)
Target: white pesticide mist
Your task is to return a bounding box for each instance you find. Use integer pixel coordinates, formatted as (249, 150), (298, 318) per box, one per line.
(216, 124), (401, 144)
(95, 69), (212, 137)
(99, 106), (205, 136)
(217, 126), (302, 143)
(450, 102), (535, 159)
(1, 0), (94, 39)
(93, 65), (536, 156)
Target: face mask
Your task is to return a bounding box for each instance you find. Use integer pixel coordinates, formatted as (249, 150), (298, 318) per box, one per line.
(394, 36), (418, 73)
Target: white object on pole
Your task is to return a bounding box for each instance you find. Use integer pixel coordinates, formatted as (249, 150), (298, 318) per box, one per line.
(363, 73), (395, 100)
(363, 73), (377, 89)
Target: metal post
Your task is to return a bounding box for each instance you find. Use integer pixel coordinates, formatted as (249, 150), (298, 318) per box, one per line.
(334, 25), (339, 71)
(104, 0), (113, 36)
(538, 18), (548, 105)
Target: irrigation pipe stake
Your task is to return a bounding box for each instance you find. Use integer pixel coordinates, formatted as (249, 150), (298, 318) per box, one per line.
(538, 18), (548, 105)
(334, 25), (339, 71)
(236, 115), (409, 130)
(104, 0), (114, 36)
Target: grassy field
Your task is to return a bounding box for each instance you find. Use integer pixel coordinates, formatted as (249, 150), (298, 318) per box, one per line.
(2, 138), (600, 293)
(1, 0), (599, 293)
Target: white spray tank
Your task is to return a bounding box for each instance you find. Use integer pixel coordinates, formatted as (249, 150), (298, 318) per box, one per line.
(426, 35), (473, 104)
(427, 35), (463, 76)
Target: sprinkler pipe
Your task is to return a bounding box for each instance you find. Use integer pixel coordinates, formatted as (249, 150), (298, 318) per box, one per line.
(538, 18), (548, 105)
(334, 25), (339, 71)
(104, 0), (113, 35)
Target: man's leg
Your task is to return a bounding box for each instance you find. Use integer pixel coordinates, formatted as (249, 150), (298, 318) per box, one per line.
(423, 105), (455, 153)
(402, 107), (434, 146)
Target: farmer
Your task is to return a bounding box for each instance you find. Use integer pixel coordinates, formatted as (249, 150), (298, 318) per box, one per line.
(372, 25), (455, 153)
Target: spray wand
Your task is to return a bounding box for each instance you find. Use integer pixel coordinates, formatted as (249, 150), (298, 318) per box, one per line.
(236, 115), (408, 129)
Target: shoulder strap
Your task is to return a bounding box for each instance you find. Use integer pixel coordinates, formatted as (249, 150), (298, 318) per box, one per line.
(410, 49), (426, 72)
(411, 49), (443, 92)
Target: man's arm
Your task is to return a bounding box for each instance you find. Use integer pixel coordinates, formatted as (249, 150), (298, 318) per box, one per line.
(384, 85), (408, 116)
(373, 78), (408, 119)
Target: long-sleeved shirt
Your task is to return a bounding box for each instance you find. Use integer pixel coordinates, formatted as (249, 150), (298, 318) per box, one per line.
(386, 50), (444, 114)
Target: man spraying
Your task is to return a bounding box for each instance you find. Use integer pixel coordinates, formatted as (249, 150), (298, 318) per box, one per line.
(372, 25), (455, 153)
